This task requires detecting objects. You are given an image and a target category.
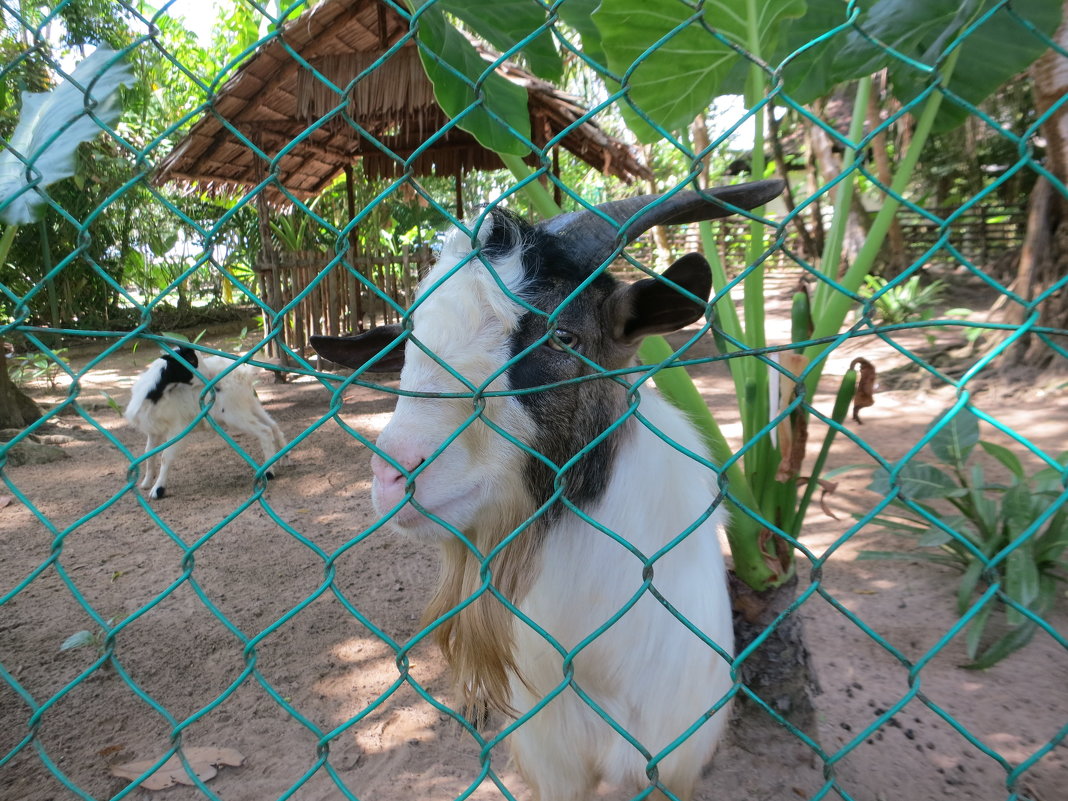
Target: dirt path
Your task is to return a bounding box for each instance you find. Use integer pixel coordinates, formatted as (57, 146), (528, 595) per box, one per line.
(1, 300), (1066, 801)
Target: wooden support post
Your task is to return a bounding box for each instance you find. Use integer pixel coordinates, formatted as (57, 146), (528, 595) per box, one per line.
(345, 165), (365, 330)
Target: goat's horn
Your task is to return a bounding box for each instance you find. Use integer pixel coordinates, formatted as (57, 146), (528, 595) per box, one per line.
(537, 178), (785, 268)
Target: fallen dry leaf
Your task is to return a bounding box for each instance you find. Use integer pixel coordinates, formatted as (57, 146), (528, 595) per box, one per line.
(849, 357), (876, 423)
(111, 746), (245, 790)
(0, 495), (13, 509)
(798, 477), (840, 519)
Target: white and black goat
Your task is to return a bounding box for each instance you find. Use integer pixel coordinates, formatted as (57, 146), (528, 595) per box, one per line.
(312, 180), (784, 801)
(124, 346), (287, 499)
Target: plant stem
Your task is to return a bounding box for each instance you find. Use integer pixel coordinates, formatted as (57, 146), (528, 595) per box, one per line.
(811, 76), (872, 318)
(639, 334), (780, 589)
(0, 225), (17, 268)
(500, 152), (563, 218)
(701, 220), (748, 384)
(804, 48), (962, 393)
(740, 42), (777, 513)
(788, 366), (857, 536)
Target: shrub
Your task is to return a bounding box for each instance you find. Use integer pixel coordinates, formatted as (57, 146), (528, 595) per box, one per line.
(859, 408), (1068, 667)
(859, 274), (947, 325)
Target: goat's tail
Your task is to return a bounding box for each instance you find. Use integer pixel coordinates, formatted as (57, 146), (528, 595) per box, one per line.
(124, 359), (164, 423)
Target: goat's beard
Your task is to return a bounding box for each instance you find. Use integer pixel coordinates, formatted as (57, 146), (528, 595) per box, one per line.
(417, 475), (546, 720)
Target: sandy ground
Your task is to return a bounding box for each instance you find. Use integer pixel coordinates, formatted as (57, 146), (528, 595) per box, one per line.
(1, 283), (1066, 801)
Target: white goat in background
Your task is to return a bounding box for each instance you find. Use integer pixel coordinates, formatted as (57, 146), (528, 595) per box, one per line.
(313, 179), (784, 801)
(125, 346), (287, 499)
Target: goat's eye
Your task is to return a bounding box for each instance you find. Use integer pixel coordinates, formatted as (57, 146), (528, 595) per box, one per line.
(547, 329), (580, 352)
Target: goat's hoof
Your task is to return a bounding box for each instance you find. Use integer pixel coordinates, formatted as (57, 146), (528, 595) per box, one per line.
(265, 470), (275, 481)
(150, 487), (166, 499)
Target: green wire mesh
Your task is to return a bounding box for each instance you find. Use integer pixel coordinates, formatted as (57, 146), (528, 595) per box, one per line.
(1, 1), (1067, 800)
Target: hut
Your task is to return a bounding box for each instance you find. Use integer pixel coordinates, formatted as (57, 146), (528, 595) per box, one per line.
(154, 0), (650, 361)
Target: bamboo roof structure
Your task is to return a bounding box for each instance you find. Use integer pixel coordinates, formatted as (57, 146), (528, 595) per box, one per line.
(154, 0), (650, 202)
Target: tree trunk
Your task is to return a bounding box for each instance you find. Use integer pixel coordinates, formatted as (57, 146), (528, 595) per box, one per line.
(868, 72), (906, 276)
(767, 102), (820, 262)
(0, 345), (42, 429)
(730, 572), (820, 739)
(1009, 3), (1068, 367)
(807, 103), (871, 273)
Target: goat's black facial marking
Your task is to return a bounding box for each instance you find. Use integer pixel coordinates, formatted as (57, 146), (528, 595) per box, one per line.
(496, 214), (638, 519)
(146, 346), (198, 404)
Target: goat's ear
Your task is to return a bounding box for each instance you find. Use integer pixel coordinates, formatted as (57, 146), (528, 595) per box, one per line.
(612, 252), (712, 344)
(310, 325), (406, 372)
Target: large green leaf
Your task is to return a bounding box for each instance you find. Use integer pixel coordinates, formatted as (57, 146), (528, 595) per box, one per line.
(890, 0), (1063, 132)
(410, 1), (532, 157)
(779, 0), (1061, 130)
(594, 0), (805, 141)
(869, 461), (965, 501)
(776, 0), (854, 104)
(555, 0), (611, 73)
(556, 0), (658, 139)
(927, 408), (979, 467)
(437, 0), (563, 81)
(0, 48), (134, 224)
(832, 0), (974, 83)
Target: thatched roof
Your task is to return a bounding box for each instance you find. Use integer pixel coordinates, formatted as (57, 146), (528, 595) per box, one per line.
(154, 0), (650, 200)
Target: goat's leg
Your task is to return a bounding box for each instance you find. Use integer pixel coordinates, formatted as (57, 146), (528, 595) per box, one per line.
(251, 405), (287, 470)
(148, 438), (184, 499)
(268, 417), (287, 464)
(229, 415), (284, 479)
(139, 435), (159, 490)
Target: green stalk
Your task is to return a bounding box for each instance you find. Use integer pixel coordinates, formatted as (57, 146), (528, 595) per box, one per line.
(741, 48), (776, 511)
(742, 58), (767, 353)
(499, 152), (563, 218)
(805, 48), (962, 393)
(0, 225), (17, 268)
(639, 334), (779, 589)
(811, 75), (872, 318)
(40, 218), (60, 334)
(787, 367), (857, 537)
(701, 219), (749, 389)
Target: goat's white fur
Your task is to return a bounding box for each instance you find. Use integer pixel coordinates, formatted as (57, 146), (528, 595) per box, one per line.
(125, 353), (286, 499)
(508, 389), (732, 800)
(365, 219), (734, 801)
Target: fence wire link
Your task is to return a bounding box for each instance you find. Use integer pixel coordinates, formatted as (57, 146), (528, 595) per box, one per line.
(1, 1), (1066, 800)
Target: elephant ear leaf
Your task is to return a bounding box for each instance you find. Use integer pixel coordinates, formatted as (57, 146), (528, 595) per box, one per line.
(778, 0), (1062, 131)
(435, 0), (563, 82)
(409, 0), (532, 157)
(918, 0), (1062, 132)
(0, 48), (134, 225)
(594, 0), (805, 141)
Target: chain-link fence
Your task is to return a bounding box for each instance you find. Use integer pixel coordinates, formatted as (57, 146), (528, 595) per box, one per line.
(2, 1), (1067, 800)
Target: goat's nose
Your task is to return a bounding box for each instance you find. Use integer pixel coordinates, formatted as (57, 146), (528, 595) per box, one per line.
(370, 452), (423, 488)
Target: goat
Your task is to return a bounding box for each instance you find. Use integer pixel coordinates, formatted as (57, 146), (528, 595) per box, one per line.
(124, 346), (287, 499)
(311, 179), (784, 801)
